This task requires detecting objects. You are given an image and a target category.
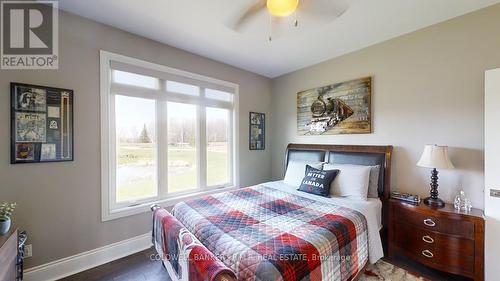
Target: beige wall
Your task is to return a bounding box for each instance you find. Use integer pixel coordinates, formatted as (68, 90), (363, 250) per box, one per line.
(271, 4), (500, 210)
(0, 11), (272, 268)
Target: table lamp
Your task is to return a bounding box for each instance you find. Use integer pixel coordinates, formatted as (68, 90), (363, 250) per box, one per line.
(417, 145), (454, 208)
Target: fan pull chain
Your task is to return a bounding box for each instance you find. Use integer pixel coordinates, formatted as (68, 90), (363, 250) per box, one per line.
(294, 0), (299, 27)
(293, 9), (298, 27)
(268, 14), (273, 42)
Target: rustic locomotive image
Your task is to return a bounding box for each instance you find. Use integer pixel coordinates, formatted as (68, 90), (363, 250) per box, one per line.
(297, 77), (371, 135)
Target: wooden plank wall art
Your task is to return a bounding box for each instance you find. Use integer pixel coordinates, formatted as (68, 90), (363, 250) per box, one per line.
(10, 83), (74, 164)
(297, 77), (371, 135)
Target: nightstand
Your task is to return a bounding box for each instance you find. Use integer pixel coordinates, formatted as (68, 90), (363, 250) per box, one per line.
(0, 227), (18, 281)
(388, 199), (484, 281)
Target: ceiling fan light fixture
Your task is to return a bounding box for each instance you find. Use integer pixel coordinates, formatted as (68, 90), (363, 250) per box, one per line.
(266, 0), (299, 17)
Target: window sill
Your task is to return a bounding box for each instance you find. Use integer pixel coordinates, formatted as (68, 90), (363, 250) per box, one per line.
(102, 185), (239, 221)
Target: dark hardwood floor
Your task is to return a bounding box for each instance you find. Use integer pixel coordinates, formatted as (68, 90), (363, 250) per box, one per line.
(59, 248), (170, 281)
(60, 248), (471, 281)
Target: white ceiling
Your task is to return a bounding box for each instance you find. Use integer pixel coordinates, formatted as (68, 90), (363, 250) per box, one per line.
(57, 0), (500, 78)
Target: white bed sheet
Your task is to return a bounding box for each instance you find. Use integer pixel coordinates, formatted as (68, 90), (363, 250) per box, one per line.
(260, 180), (384, 264)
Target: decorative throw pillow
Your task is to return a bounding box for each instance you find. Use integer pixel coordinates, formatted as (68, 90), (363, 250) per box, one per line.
(324, 163), (371, 200)
(298, 165), (339, 197)
(284, 161), (324, 187)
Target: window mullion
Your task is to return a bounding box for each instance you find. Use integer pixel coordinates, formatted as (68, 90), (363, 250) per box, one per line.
(227, 109), (233, 186)
(110, 92), (118, 209)
(158, 79), (168, 197)
(198, 88), (207, 189)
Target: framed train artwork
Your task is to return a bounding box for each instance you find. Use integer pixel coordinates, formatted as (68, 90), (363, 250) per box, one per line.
(10, 83), (74, 164)
(297, 77), (372, 135)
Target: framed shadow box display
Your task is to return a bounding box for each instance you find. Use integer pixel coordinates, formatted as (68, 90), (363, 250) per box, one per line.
(10, 83), (74, 164)
(249, 112), (265, 150)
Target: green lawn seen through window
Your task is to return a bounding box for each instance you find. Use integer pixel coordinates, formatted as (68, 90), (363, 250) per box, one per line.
(116, 143), (228, 202)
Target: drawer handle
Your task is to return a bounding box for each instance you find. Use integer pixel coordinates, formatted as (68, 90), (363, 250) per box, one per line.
(423, 219), (436, 227)
(422, 235), (434, 244)
(422, 250), (434, 258)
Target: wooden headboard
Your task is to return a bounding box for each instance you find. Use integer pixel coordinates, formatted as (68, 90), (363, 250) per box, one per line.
(285, 143), (393, 199)
(284, 143), (393, 250)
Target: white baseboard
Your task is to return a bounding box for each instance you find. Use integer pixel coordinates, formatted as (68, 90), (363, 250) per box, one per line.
(24, 233), (152, 281)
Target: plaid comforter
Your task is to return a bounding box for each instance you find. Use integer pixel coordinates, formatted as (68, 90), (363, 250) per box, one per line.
(153, 208), (236, 281)
(172, 185), (369, 281)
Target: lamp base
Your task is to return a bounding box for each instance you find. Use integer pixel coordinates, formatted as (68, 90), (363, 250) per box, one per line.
(424, 197), (445, 208)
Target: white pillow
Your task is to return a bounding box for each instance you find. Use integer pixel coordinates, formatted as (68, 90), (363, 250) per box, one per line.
(324, 163), (371, 200)
(284, 161), (323, 187)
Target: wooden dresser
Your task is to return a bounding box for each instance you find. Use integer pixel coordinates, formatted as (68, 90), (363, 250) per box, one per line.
(388, 199), (484, 281)
(0, 227), (18, 281)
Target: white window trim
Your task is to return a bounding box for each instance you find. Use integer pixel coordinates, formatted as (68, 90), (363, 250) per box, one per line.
(100, 50), (240, 221)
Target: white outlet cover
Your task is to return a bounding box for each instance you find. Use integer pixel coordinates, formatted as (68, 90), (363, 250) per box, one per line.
(24, 244), (32, 258)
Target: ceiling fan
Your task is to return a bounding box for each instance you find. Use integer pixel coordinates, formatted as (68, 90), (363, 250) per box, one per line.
(228, 0), (349, 40)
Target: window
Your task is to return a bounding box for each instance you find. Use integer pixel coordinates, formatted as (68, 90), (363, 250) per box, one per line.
(113, 70), (158, 89)
(101, 51), (239, 221)
(115, 95), (157, 202)
(167, 102), (197, 192)
(166, 81), (199, 96)
(205, 89), (232, 102)
(206, 107), (230, 186)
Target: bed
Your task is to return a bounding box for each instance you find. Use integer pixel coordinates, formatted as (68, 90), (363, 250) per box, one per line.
(151, 143), (393, 281)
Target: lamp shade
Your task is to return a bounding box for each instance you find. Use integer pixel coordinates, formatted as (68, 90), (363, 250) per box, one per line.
(417, 145), (454, 169)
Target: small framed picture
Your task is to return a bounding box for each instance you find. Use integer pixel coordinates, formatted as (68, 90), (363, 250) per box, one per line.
(11, 82), (74, 164)
(249, 112), (265, 150)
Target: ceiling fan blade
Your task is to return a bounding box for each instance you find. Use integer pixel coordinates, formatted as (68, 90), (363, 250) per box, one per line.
(298, 0), (349, 24)
(228, 0), (267, 32)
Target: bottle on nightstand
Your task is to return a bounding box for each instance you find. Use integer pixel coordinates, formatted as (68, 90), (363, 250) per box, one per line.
(454, 190), (472, 213)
